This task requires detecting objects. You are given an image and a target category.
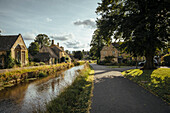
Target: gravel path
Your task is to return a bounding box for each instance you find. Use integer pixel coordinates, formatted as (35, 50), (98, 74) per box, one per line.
(90, 64), (170, 113)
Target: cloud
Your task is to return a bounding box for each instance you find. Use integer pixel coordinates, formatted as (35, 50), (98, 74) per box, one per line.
(73, 19), (96, 28)
(64, 40), (88, 49)
(50, 33), (73, 41)
(0, 28), (5, 33)
(23, 32), (36, 40)
(46, 17), (52, 22)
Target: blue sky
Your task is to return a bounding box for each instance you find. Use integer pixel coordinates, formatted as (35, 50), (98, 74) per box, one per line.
(0, 0), (100, 51)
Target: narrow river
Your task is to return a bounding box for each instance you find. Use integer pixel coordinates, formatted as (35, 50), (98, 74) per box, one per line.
(0, 65), (84, 113)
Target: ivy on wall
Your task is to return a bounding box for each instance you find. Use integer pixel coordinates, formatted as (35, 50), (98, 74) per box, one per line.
(4, 51), (15, 68)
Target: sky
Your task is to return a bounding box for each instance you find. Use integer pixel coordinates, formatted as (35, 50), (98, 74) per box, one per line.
(0, 0), (100, 51)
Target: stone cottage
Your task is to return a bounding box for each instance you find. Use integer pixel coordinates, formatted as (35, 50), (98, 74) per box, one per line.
(0, 34), (28, 68)
(100, 43), (130, 63)
(33, 40), (71, 64)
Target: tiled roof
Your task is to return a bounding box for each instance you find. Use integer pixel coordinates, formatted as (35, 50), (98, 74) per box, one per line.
(0, 35), (19, 51)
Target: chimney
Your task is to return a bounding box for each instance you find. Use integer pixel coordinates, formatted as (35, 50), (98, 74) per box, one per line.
(52, 40), (54, 45)
(60, 46), (64, 51)
(57, 43), (59, 47)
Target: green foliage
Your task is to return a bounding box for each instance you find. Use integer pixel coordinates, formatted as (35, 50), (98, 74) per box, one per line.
(0, 63), (74, 91)
(96, 0), (170, 69)
(46, 65), (94, 113)
(39, 72), (47, 77)
(73, 51), (83, 60)
(15, 60), (21, 67)
(4, 51), (15, 68)
(28, 42), (39, 56)
(34, 34), (51, 48)
(90, 29), (105, 60)
(40, 62), (45, 65)
(34, 63), (40, 66)
(163, 54), (170, 66)
(122, 68), (170, 103)
(104, 56), (115, 62)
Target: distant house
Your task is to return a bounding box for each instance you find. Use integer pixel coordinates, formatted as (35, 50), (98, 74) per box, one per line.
(50, 40), (71, 63)
(0, 34), (28, 68)
(33, 46), (58, 65)
(33, 40), (71, 64)
(100, 43), (130, 63)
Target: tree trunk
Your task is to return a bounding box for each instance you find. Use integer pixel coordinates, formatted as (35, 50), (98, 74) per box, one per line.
(143, 54), (155, 70)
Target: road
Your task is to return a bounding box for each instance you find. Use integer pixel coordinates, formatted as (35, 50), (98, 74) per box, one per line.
(90, 64), (170, 113)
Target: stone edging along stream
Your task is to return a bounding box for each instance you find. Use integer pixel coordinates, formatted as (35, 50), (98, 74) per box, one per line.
(0, 63), (76, 91)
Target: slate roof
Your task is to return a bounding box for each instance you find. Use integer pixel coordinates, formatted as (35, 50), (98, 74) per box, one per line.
(0, 35), (19, 51)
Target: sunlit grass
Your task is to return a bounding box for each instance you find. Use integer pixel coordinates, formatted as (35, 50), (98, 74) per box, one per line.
(122, 68), (170, 104)
(45, 64), (94, 113)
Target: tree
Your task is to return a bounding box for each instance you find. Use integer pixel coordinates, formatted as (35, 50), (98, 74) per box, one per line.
(28, 42), (39, 56)
(96, 0), (170, 69)
(73, 51), (83, 60)
(90, 29), (105, 60)
(34, 34), (51, 48)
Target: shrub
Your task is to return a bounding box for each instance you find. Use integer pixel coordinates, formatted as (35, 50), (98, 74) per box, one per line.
(163, 54), (170, 66)
(104, 56), (115, 63)
(39, 72), (47, 77)
(4, 51), (15, 68)
(34, 63), (40, 66)
(15, 60), (21, 67)
(40, 62), (45, 65)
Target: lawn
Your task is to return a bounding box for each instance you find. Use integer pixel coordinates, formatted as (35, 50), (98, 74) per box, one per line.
(45, 64), (94, 113)
(122, 68), (170, 104)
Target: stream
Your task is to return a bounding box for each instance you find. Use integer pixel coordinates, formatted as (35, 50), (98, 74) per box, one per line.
(0, 65), (84, 113)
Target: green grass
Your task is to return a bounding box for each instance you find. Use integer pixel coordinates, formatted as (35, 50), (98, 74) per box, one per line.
(109, 66), (130, 68)
(45, 64), (94, 113)
(122, 68), (170, 104)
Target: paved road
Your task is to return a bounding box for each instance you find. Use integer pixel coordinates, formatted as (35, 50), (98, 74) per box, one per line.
(90, 64), (170, 113)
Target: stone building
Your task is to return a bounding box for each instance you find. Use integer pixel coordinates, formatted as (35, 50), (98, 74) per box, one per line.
(33, 40), (71, 64)
(0, 34), (28, 68)
(100, 43), (130, 63)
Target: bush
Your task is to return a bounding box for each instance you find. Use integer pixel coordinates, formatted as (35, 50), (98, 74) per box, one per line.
(34, 63), (40, 66)
(163, 54), (170, 66)
(40, 62), (45, 65)
(4, 51), (15, 68)
(39, 72), (47, 77)
(15, 60), (21, 67)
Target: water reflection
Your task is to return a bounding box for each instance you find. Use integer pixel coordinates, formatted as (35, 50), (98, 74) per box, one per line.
(0, 65), (84, 113)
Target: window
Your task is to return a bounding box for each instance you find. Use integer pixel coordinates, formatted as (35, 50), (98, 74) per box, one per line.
(112, 51), (115, 55)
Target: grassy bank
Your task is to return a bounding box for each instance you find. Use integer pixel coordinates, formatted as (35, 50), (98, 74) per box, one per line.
(0, 63), (74, 91)
(122, 68), (170, 104)
(45, 64), (94, 113)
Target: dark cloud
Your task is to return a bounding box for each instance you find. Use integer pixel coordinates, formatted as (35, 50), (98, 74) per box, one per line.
(50, 34), (73, 41)
(73, 19), (96, 28)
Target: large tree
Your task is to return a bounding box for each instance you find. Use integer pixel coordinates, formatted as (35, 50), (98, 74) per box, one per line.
(90, 29), (105, 60)
(96, 0), (170, 69)
(34, 34), (51, 48)
(73, 51), (83, 60)
(28, 42), (39, 56)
